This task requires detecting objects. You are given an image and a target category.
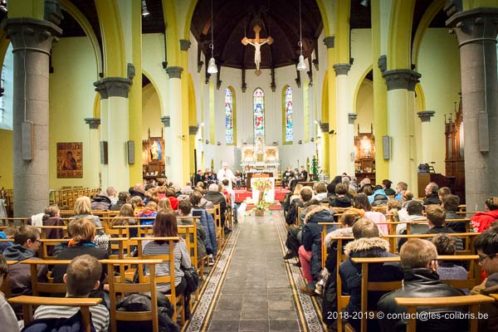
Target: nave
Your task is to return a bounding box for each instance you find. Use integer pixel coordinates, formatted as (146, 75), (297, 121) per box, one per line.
(186, 211), (324, 332)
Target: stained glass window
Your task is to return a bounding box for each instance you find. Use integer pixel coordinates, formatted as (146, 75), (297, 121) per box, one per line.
(224, 87), (234, 145)
(0, 44), (13, 130)
(253, 88), (264, 138)
(284, 86), (293, 142)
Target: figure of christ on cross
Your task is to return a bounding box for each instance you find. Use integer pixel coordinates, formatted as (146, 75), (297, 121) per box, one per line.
(241, 24), (273, 76)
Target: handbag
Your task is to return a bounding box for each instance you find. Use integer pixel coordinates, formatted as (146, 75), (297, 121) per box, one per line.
(182, 267), (200, 295)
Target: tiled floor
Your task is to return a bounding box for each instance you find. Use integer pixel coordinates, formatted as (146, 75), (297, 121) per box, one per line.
(207, 212), (301, 332)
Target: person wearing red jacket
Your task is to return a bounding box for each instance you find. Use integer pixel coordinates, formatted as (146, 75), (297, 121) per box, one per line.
(471, 197), (498, 232)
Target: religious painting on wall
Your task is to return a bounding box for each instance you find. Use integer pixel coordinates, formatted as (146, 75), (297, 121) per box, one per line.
(57, 142), (83, 178)
(142, 129), (165, 178)
(264, 146), (279, 163)
(241, 146), (255, 163)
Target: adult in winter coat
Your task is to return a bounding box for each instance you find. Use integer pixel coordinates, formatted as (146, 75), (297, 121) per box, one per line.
(377, 239), (465, 332)
(339, 219), (402, 331)
(299, 205), (335, 294)
(190, 191), (217, 256)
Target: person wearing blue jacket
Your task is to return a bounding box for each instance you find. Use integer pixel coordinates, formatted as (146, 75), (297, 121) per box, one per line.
(299, 204), (335, 295)
(190, 191), (217, 257)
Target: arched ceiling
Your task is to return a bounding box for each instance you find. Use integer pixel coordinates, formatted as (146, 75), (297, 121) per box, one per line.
(14, 0), (447, 74)
(190, 0), (323, 70)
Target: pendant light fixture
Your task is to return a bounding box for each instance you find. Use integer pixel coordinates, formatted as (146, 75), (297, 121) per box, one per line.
(297, 0), (307, 71)
(141, 0), (150, 17)
(207, 0), (218, 74)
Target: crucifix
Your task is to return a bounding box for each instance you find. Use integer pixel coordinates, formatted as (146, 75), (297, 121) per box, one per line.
(241, 24), (273, 76)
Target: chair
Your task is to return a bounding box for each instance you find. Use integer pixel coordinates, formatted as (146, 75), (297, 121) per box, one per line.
(21, 259), (71, 296)
(133, 237), (186, 325)
(8, 295), (103, 332)
(395, 294), (494, 332)
(101, 258), (162, 332)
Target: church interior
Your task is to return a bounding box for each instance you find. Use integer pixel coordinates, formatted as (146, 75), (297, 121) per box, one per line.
(0, 0), (498, 331)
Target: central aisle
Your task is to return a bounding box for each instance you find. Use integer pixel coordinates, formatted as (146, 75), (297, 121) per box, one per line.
(207, 211), (301, 332)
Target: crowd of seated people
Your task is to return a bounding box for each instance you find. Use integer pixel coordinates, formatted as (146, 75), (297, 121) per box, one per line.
(0, 177), (241, 331)
(281, 173), (498, 331)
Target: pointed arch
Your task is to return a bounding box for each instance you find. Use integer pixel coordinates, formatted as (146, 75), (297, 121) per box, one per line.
(60, 0), (103, 77)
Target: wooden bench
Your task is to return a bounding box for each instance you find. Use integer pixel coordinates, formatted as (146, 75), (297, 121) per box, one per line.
(395, 294), (494, 332)
(8, 295), (103, 332)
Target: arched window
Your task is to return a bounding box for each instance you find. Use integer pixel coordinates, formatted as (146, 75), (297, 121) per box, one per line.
(0, 44), (13, 130)
(253, 88), (265, 139)
(224, 87), (236, 145)
(283, 86), (293, 143)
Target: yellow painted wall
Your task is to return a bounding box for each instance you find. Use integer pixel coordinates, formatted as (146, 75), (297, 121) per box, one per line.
(356, 79), (374, 134)
(0, 129), (13, 188)
(49, 37), (98, 189)
(142, 85), (163, 139)
(417, 29), (461, 173)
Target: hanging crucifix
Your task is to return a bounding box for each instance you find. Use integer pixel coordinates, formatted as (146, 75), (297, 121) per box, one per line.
(241, 24), (273, 76)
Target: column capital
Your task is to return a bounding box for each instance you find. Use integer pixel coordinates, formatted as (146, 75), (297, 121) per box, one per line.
(93, 77), (132, 99)
(323, 36), (335, 48)
(189, 125), (199, 135)
(348, 113), (357, 125)
(333, 63), (351, 76)
(84, 118), (101, 129)
(161, 116), (171, 127)
(417, 111), (435, 123)
(383, 69), (421, 91)
(4, 18), (62, 55)
(165, 66), (184, 79)
(446, 8), (498, 47)
(180, 39), (191, 51)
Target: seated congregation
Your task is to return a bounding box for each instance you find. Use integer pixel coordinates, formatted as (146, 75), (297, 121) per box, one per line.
(0, 180), (235, 331)
(282, 176), (498, 331)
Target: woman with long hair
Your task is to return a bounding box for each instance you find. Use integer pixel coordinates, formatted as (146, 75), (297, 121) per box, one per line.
(143, 211), (192, 295)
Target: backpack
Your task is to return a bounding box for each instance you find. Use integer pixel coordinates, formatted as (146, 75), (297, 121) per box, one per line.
(116, 293), (179, 332)
(22, 310), (96, 332)
(182, 267), (200, 295)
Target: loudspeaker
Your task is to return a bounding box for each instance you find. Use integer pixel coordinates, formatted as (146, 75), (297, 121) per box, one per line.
(382, 135), (391, 160)
(21, 121), (33, 161)
(127, 140), (135, 165)
(100, 141), (108, 164)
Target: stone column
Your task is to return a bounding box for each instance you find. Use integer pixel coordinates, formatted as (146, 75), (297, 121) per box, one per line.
(417, 111), (435, 165)
(94, 77), (131, 192)
(383, 69), (421, 190)
(5, 18), (61, 217)
(322, 36), (334, 177)
(165, 66), (185, 185)
(84, 118), (101, 189)
(446, 8), (498, 212)
(333, 63), (355, 175)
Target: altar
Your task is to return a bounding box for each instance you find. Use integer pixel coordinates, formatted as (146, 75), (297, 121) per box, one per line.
(240, 138), (280, 187)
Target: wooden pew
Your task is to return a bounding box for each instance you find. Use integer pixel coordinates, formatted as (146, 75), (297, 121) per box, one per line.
(351, 255), (481, 332)
(133, 236), (186, 325)
(8, 295), (103, 332)
(395, 294), (494, 332)
(101, 259), (162, 332)
(21, 259), (71, 296)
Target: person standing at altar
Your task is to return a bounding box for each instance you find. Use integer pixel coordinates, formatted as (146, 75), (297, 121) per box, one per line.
(217, 162), (235, 189)
(203, 169), (217, 186)
(299, 166), (309, 182)
(282, 166), (294, 188)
